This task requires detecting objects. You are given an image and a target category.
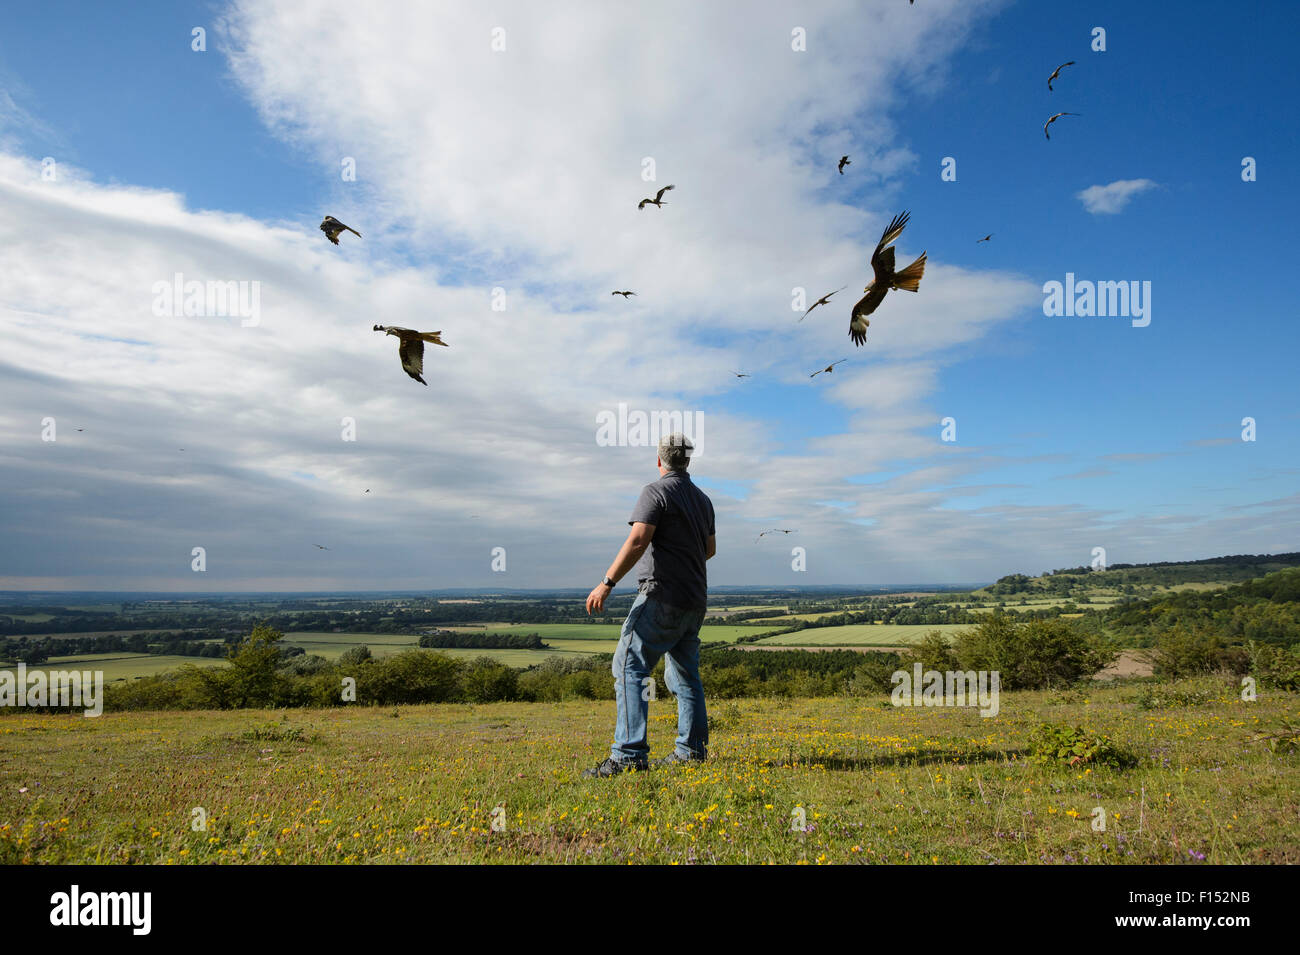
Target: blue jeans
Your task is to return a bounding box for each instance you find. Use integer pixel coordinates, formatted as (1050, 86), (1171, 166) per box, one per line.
(611, 592), (708, 763)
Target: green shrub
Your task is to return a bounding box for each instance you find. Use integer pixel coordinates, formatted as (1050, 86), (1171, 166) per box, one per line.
(355, 651), (464, 705)
(278, 653), (331, 676)
(338, 645), (373, 666)
(902, 630), (958, 672)
(224, 624), (289, 708)
(943, 615), (1114, 690)
(1028, 722), (1137, 768)
(1248, 641), (1300, 691)
(1150, 624), (1244, 679)
(1246, 716), (1300, 754)
(461, 656), (519, 702)
(238, 721), (314, 743)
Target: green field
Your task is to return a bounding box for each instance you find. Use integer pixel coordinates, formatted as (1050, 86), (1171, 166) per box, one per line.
(421, 648), (597, 667)
(756, 624), (970, 646)
(1, 654), (228, 683)
(441, 623), (771, 643)
(2, 622), (795, 685)
(756, 612), (853, 623)
(280, 632), (421, 660)
(3, 682), (1295, 864)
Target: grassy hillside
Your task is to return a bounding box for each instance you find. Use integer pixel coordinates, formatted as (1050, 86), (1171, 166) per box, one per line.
(2, 682), (1295, 864)
(979, 553), (1300, 603)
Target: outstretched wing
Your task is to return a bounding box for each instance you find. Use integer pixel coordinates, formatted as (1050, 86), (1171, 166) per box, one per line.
(656, 184), (675, 202)
(638, 198), (650, 209)
(1048, 60), (1074, 90)
(870, 212), (909, 283)
(849, 290), (882, 345)
(398, 337), (426, 383)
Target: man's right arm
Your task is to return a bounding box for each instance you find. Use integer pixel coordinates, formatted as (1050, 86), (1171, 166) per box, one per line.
(705, 534), (716, 560)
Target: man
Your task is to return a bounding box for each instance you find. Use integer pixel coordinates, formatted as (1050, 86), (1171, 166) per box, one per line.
(582, 432), (716, 778)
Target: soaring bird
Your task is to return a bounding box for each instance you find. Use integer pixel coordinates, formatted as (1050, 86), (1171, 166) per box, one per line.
(373, 325), (448, 386)
(849, 211), (926, 346)
(838, 155), (851, 175)
(638, 185), (675, 209)
(798, 286), (847, 322)
(756, 528), (796, 542)
(977, 234), (993, 243)
(810, 359), (847, 378)
(1043, 112), (1078, 140)
(733, 371), (751, 378)
(611, 290), (636, 298)
(314, 544), (330, 550)
(320, 215), (361, 245)
(1047, 61), (1075, 91)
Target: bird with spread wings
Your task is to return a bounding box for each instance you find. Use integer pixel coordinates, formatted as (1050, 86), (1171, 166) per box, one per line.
(320, 215), (361, 245)
(373, 325), (448, 386)
(1047, 60), (1074, 91)
(638, 184), (675, 209)
(848, 211), (926, 346)
(799, 286), (847, 322)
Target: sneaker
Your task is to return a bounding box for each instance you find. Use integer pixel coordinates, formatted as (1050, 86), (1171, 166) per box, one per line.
(653, 750), (706, 768)
(581, 756), (649, 779)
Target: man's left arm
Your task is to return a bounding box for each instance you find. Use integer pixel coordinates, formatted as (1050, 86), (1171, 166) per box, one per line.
(586, 522), (656, 614)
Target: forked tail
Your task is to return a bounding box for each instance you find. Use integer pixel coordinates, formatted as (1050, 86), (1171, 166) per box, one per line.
(892, 252), (927, 292)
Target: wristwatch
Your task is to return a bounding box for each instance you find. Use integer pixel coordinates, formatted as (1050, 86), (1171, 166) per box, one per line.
(601, 576), (614, 587)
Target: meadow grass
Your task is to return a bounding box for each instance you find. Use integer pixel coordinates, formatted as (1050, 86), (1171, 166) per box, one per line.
(2, 682), (1294, 864)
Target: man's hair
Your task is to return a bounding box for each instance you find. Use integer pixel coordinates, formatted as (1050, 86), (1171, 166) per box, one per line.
(658, 432), (693, 470)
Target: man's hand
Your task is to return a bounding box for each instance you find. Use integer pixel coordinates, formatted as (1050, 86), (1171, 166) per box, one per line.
(586, 523), (655, 616)
(586, 582), (613, 615)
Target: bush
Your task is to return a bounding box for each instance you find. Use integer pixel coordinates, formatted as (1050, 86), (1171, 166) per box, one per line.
(944, 615), (1114, 690)
(224, 624), (289, 708)
(279, 653), (331, 676)
(338, 645), (373, 666)
(355, 651), (464, 705)
(516, 655), (614, 702)
(1028, 722), (1138, 768)
(1246, 716), (1300, 754)
(1248, 641), (1300, 691)
(847, 657), (899, 696)
(902, 630), (958, 672)
(1150, 624), (1249, 679)
(461, 656), (520, 702)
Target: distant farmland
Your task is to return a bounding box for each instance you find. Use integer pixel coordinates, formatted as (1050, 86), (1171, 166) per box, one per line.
(756, 623), (970, 646)
(1, 653), (227, 683)
(10, 622), (791, 682)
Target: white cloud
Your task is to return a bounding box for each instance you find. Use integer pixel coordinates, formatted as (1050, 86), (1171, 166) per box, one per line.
(1076, 178), (1158, 215)
(3, 1), (1285, 591)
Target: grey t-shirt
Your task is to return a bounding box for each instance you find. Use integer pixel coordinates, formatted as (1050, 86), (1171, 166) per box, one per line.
(627, 469), (715, 610)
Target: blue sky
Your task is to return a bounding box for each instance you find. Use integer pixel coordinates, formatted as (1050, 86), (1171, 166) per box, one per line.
(0, 0), (1297, 590)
